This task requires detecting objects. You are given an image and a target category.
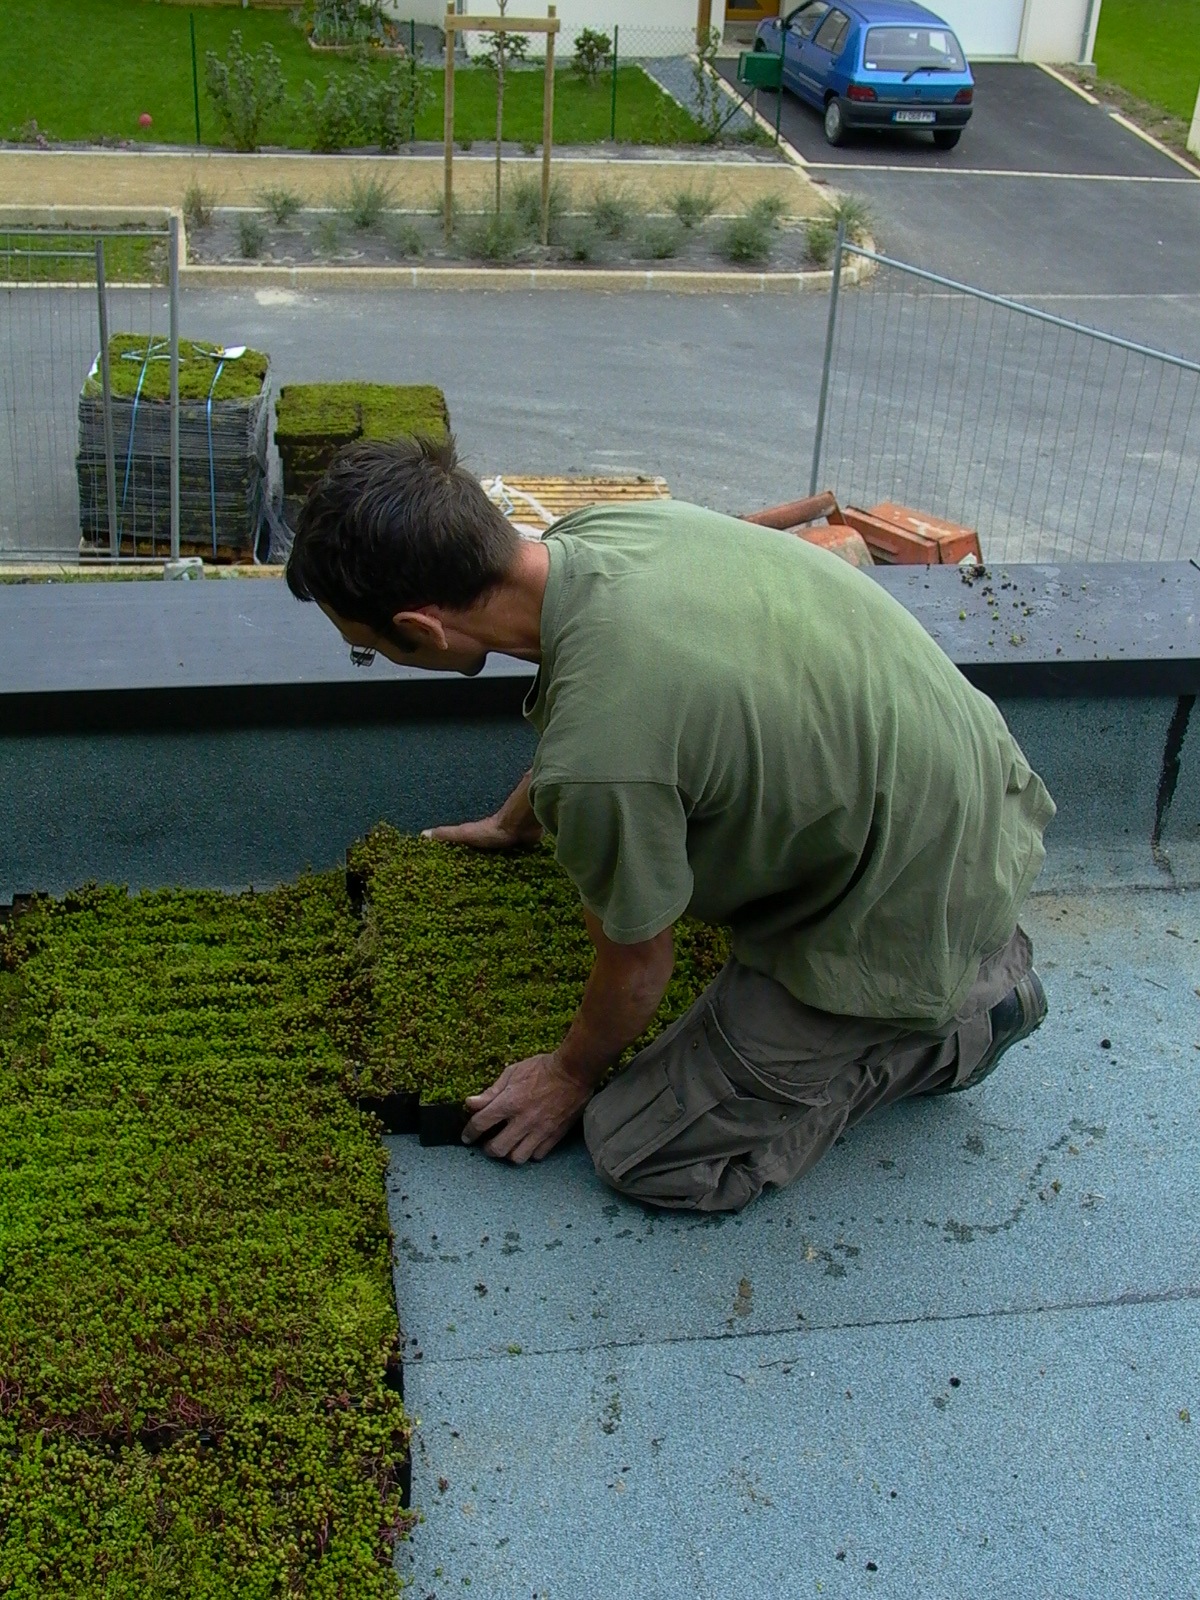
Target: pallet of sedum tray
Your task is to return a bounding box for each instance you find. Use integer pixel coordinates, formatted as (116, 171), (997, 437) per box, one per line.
(479, 473), (671, 538)
(77, 336), (271, 562)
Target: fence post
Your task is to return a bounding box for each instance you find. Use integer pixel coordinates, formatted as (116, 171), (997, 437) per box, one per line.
(190, 13), (201, 144)
(94, 240), (119, 559)
(168, 215), (181, 562)
(775, 34), (784, 142)
(410, 17), (418, 143)
(809, 216), (845, 498)
(443, 4), (455, 240)
(540, 6), (557, 246)
(610, 23), (618, 141)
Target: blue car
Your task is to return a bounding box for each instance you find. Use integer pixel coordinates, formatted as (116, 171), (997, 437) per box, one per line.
(753, 0), (974, 149)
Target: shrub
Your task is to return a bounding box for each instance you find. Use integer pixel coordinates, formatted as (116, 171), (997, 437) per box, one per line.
(236, 212), (267, 258)
(338, 172), (394, 229)
(509, 173), (568, 240)
(589, 185), (638, 239)
(559, 221), (595, 262)
(315, 213), (343, 254)
(669, 182), (718, 229)
(805, 216), (836, 267)
(572, 27), (613, 88)
(182, 181), (214, 230)
(303, 75), (362, 151)
(691, 25), (726, 140)
(482, 29), (530, 69)
(204, 29), (286, 152)
(307, 0), (388, 48)
(260, 186), (302, 226)
(369, 61), (435, 151)
(719, 209), (773, 264)
(633, 218), (682, 260)
(461, 209), (525, 261)
(385, 216), (424, 258)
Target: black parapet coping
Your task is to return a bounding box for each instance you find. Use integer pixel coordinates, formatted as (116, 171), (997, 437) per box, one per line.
(2, 561), (1197, 733)
(870, 560), (1200, 697)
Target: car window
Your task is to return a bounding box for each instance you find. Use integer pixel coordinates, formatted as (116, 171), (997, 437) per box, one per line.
(812, 9), (850, 54)
(787, 3), (830, 41)
(863, 26), (967, 72)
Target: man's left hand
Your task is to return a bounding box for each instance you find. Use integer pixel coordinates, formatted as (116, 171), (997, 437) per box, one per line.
(462, 1051), (594, 1164)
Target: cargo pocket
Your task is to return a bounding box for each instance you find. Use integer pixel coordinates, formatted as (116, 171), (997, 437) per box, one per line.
(585, 1010), (738, 1184)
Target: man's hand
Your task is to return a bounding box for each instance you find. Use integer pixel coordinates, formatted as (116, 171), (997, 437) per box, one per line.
(463, 914), (676, 1167)
(421, 770), (543, 852)
(462, 1051), (593, 1164)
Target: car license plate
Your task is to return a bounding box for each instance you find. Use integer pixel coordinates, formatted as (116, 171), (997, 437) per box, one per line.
(894, 109), (936, 124)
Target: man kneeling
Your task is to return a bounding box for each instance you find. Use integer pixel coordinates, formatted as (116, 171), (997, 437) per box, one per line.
(287, 435), (1056, 1213)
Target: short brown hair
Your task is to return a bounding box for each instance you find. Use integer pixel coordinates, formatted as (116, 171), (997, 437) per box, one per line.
(285, 433), (518, 631)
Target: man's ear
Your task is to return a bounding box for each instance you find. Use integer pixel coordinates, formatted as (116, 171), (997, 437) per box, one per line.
(392, 609), (448, 651)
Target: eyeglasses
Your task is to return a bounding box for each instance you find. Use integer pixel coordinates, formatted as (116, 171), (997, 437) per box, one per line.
(349, 645), (376, 669)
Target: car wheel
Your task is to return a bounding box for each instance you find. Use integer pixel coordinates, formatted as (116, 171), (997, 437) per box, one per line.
(824, 97), (846, 146)
(933, 128), (962, 150)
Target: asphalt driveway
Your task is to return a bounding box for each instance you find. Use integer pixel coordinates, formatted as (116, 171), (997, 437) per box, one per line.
(718, 61), (1189, 177)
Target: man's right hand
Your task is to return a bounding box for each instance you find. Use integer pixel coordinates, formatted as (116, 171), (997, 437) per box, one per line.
(421, 770), (543, 852)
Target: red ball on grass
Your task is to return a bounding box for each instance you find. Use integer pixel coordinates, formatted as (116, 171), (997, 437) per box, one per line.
(138, 112), (153, 129)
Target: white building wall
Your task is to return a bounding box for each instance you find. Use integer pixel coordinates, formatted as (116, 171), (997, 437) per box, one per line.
(405, 0), (720, 53)
(1017, 0), (1096, 64)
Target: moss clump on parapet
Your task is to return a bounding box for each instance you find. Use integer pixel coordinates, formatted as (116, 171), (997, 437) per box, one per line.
(348, 824), (732, 1107)
(274, 382), (450, 499)
(82, 334), (271, 404)
(0, 877), (410, 1597)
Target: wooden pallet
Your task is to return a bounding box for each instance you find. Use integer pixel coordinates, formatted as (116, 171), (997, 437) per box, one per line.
(479, 474), (670, 538)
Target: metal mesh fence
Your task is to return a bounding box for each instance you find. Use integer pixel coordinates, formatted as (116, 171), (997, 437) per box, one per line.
(1, 225), (274, 566)
(815, 242), (1200, 564)
(1, 231), (169, 562)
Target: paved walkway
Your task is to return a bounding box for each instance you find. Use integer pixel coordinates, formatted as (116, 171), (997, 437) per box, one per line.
(389, 886), (1200, 1598)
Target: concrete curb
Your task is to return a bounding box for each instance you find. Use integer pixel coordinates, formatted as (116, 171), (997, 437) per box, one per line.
(177, 255), (873, 293)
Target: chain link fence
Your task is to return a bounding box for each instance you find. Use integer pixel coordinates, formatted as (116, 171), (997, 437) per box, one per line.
(813, 237), (1200, 564)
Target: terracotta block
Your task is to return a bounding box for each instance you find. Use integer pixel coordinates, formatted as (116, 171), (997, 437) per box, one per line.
(869, 502), (983, 565)
(740, 492), (846, 530)
(792, 523), (874, 568)
(843, 506), (939, 564)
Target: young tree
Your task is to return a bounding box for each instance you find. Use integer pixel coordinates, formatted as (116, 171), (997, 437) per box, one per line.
(486, 0), (530, 214)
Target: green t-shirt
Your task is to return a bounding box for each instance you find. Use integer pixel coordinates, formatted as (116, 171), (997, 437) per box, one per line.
(523, 501), (1056, 1026)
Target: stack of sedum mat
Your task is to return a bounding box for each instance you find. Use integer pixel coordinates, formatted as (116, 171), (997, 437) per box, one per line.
(77, 336), (271, 561)
(274, 382), (449, 530)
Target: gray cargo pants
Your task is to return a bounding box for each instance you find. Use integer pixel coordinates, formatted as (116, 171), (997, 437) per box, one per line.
(583, 927), (1033, 1213)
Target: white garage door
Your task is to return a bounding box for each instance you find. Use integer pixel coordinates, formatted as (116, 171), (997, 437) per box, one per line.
(931, 0), (1025, 58)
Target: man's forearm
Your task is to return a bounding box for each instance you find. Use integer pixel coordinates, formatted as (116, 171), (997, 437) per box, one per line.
(557, 915), (674, 1086)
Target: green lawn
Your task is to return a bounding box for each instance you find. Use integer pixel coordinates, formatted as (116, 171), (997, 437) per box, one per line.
(1093, 0), (1200, 120)
(0, 0), (699, 148)
(0, 230), (166, 284)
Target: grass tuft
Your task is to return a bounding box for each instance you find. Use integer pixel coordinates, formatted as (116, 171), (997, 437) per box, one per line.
(259, 185), (302, 225)
(632, 217), (683, 260)
(236, 211), (267, 258)
(669, 181), (718, 229)
(338, 172), (394, 231)
(182, 181), (215, 230)
(588, 184), (639, 240)
(461, 208), (526, 261)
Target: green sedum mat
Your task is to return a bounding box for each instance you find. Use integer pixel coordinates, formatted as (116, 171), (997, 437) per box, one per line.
(0, 876), (409, 1599)
(82, 335), (270, 405)
(275, 382), (450, 499)
(349, 826), (732, 1107)
(0, 830), (731, 1590)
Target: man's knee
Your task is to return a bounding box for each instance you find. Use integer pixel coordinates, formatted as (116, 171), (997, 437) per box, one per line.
(584, 1087), (761, 1213)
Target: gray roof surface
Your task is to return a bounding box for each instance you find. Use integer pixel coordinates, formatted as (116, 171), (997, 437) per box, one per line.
(388, 885), (1200, 1597)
